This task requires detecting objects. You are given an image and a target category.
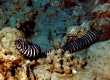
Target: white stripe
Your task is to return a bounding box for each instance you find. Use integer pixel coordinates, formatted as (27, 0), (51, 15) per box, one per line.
(23, 49), (28, 55)
(35, 45), (40, 56)
(26, 49), (31, 57)
(29, 47), (33, 57)
(33, 45), (37, 57)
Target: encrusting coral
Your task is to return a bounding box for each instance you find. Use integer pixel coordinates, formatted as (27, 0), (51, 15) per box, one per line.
(34, 49), (86, 79)
(0, 26), (110, 80)
(0, 27), (36, 80)
(0, 0), (109, 80)
(0, 27), (98, 80)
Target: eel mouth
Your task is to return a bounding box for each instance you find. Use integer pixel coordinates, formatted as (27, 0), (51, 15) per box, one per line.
(14, 39), (20, 46)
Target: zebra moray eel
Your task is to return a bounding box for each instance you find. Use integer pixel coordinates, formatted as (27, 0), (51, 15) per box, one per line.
(14, 29), (100, 59)
(62, 29), (100, 53)
(14, 39), (46, 59)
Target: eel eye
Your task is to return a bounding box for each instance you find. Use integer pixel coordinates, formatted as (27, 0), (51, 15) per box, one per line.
(14, 40), (19, 46)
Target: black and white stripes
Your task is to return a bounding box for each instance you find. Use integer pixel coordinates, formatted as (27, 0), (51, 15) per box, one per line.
(14, 39), (42, 59)
(62, 29), (100, 53)
(14, 29), (100, 59)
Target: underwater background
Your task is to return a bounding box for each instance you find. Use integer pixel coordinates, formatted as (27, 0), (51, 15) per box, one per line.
(0, 0), (110, 80)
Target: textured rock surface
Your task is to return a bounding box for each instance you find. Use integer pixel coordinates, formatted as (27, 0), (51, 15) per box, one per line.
(66, 21), (90, 42)
(0, 27), (36, 80)
(0, 27), (110, 80)
(0, 0), (110, 80)
(86, 40), (110, 80)
(34, 49), (86, 80)
(33, 40), (110, 80)
(0, 0), (92, 51)
(90, 3), (110, 41)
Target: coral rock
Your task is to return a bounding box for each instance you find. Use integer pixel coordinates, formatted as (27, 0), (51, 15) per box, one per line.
(90, 3), (110, 41)
(66, 22), (90, 42)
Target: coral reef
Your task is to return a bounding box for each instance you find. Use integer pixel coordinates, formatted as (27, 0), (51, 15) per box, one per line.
(0, 27), (36, 80)
(34, 49), (86, 79)
(0, 0), (109, 80)
(0, 0), (90, 51)
(63, 0), (78, 8)
(90, 3), (110, 41)
(66, 22), (90, 42)
(0, 27), (109, 80)
(0, 9), (7, 28)
(33, 40), (110, 80)
(16, 20), (35, 38)
(1, 0), (109, 50)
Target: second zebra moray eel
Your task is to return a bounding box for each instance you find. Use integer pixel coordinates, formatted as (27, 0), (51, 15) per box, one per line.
(14, 29), (101, 60)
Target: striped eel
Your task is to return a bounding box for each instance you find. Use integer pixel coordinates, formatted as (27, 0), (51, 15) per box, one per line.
(14, 29), (100, 60)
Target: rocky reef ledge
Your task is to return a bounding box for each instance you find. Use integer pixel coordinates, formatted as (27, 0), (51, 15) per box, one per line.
(0, 27), (109, 80)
